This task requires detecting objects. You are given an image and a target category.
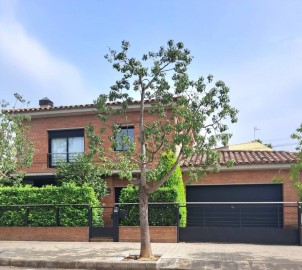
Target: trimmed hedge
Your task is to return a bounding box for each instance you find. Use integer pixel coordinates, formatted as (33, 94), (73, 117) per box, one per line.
(0, 183), (101, 227)
(119, 186), (178, 226)
(118, 151), (187, 227)
(159, 151), (187, 227)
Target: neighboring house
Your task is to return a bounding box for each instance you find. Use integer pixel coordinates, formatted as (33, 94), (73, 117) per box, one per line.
(216, 141), (273, 151)
(12, 98), (300, 216)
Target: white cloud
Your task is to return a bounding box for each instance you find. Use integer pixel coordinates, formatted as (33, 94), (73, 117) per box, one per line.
(0, 0), (94, 106)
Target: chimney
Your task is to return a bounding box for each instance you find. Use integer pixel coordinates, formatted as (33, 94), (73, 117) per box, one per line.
(39, 97), (54, 108)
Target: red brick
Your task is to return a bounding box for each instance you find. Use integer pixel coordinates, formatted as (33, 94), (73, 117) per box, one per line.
(0, 227), (88, 241)
(119, 226), (177, 243)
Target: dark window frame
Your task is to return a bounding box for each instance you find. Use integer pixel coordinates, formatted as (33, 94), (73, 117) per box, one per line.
(48, 129), (84, 167)
(114, 125), (134, 151)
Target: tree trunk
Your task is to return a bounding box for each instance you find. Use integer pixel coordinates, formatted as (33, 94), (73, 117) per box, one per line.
(138, 82), (152, 259)
(139, 184), (153, 258)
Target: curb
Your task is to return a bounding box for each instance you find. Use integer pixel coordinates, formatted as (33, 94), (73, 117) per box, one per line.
(0, 258), (159, 270)
(1, 258), (302, 270)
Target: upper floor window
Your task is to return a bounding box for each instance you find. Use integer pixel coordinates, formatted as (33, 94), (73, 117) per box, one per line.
(115, 126), (134, 151)
(48, 129), (84, 167)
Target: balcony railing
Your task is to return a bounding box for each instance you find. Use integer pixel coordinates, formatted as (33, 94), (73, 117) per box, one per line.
(47, 152), (83, 167)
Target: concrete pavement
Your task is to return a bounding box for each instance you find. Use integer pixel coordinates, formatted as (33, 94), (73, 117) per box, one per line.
(0, 241), (301, 269)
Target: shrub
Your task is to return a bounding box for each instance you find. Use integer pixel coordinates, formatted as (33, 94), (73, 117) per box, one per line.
(0, 183), (102, 226)
(56, 154), (108, 199)
(157, 151), (187, 227)
(118, 151), (187, 227)
(118, 185), (178, 226)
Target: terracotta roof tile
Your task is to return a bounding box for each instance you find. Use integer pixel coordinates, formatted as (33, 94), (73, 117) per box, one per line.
(180, 150), (297, 167)
(6, 99), (167, 113)
(6, 104), (95, 113)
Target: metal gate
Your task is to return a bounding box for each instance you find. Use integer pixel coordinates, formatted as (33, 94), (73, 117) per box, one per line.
(88, 206), (119, 242)
(179, 202), (301, 245)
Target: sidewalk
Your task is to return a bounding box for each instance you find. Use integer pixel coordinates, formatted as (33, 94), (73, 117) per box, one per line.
(0, 241), (301, 270)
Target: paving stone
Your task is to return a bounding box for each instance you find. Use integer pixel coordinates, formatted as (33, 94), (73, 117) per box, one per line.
(0, 241), (302, 270)
(157, 258), (176, 269)
(249, 262), (266, 270)
(221, 262), (239, 270)
(237, 261), (250, 270)
(265, 264), (301, 270)
(205, 261), (222, 269)
(190, 260), (207, 269)
(174, 258), (192, 269)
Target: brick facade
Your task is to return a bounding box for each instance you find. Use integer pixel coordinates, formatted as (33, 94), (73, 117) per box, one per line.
(24, 111), (134, 173)
(24, 108), (173, 174)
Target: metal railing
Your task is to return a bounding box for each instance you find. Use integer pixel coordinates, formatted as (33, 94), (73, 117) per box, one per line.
(115, 203), (179, 226)
(0, 202), (301, 229)
(0, 204), (90, 227)
(47, 152), (83, 167)
(183, 203), (294, 228)
(115, 201), (302, 229)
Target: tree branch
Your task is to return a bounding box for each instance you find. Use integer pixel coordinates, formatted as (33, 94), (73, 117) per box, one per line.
(147, 146), (183, 194)
(145, 62), (171, 90)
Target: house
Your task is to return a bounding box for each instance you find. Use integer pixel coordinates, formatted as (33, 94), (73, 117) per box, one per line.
(216, 141), (273, 151)
(10, 97), (301, 244)
(12, 97), (174, 197)
(12, 97), (300, 206)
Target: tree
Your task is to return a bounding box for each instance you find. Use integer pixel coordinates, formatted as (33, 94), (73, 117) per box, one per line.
(0, 94), (33, 186)
(56, 154), (108, 199)
(88, 40), (238, 258)
(290, 124), (302, 199)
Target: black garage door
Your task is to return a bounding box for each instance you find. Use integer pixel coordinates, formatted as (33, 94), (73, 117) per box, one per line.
(186, 184), (283, 228)
(186, 184), (282, 203)
(180, 184), (299, 244)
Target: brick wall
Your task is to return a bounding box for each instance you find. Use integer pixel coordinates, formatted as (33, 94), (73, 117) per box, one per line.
(0, 227), (88, 241)
(119, 226), (177, 243)
(24, 109), (173, 174)
(0, 226), (177, 242)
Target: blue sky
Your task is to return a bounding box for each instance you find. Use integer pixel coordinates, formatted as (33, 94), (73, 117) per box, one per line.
(0, 0), (301, 150)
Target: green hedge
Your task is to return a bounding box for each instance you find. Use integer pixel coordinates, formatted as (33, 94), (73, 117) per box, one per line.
(119, 185), (178, 226)
(0, 183), (102, 227)
(158, 151), (187, 227)
(118, 151), (187, 227)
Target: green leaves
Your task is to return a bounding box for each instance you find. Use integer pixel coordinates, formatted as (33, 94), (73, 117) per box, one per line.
(156, 151), (187, 227)
(56, 154), (108, 200)
(90, 40), (238, 192)
(118, 185), (178, 226)
(0, 95), (33, 186)
(0, 184), (101, 226)
(290, 123), (302, 199)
